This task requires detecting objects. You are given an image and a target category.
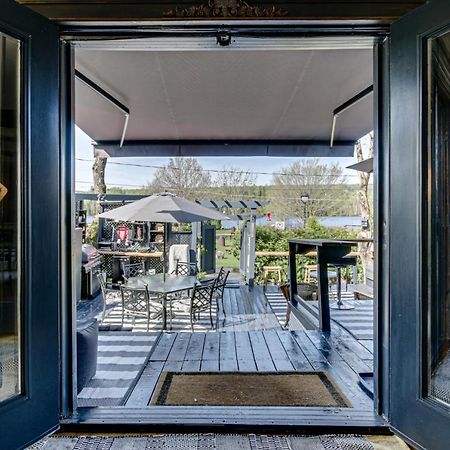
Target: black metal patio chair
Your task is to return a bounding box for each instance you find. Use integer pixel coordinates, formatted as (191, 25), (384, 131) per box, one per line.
(121, 261), (146, 283)
(120, 284), (163, 331)
(96, 271), (120, 321)
(189, 281), (215, 331)
(212, 267), (230, 316)
(174, 260), (198, 276)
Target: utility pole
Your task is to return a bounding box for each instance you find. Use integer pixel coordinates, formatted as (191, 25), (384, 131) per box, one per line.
(301, 192), (310, 227)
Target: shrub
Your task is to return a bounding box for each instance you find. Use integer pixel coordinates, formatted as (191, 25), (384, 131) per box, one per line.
(85, 220), (99, 246)
(233, 217), (361, 284)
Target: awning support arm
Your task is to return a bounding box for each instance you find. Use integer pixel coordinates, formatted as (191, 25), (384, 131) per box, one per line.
(75, 69), (130, 148)
(330, 85), (373, 148)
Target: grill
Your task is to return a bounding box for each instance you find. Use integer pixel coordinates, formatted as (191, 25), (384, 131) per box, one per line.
(81, 244), (102, 299)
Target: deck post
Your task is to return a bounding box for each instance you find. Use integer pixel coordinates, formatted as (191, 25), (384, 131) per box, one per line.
(288, 241), (298, 306)
(317, 254), (331, 332)
(247, 208), (257, 289)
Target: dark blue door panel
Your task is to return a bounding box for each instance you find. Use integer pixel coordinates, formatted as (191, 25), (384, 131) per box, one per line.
(0, 2), (60, 449)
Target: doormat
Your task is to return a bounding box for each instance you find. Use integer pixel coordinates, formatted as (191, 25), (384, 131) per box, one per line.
(150, 372), (351, 407)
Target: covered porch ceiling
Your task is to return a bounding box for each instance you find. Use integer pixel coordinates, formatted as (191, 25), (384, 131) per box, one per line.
(74, 36), (374, 157)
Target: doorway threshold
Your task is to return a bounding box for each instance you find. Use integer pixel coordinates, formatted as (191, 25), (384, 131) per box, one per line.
(61, 405), (387, 434)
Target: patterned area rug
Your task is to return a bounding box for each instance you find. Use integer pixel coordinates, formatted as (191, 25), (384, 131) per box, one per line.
(264, 286), (373, 340)
(77, 332), (159, 407)
(27, 433), (409, 450)
(263, 288), (305, 331)
(310, 298), (374, 341)
(0, 335), (19, 402)
(430, 351), (450, 404)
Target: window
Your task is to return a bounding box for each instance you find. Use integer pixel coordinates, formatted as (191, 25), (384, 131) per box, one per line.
(426, 29), (450, 407)
(0, 32), (21, 403)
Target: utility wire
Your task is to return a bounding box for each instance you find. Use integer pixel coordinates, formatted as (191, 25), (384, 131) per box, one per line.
(75, 178), (362, 194)
(75, 157), (361, 179)
(76, 180), (358, 203)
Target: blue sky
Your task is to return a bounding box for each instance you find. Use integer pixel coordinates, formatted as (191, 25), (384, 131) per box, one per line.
(75, 127), (365, 192)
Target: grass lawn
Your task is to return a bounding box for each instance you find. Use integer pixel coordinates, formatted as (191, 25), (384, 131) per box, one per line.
(216, 230), (240, 271)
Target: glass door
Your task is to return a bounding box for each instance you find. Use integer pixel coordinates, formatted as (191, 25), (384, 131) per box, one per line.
(427, 28), (450, 409)
(389, 0), (450, 449)
(0, 2), (60, 450)
(0, 30), (22, 406)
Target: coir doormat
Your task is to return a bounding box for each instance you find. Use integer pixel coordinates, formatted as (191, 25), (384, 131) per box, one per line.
(150, 372), (351, 407)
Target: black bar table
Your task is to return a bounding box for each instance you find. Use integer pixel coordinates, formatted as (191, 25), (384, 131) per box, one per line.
(288, 238), (371, 332)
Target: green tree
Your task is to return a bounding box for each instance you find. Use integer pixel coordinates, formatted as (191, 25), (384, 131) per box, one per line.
(214, 166), (258, 216)
(150, 157), (211, 199)
(271, 159), (355, 220)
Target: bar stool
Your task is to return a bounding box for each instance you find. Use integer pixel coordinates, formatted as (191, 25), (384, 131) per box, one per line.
(305, 265), (337, 299)
(330, 259), (357, 310)
(263, 266), (282, 291)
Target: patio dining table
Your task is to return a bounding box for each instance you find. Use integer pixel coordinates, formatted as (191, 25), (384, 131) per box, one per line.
(126, 274), (198, 330)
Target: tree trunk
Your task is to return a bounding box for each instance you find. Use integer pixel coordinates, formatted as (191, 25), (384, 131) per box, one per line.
(86, 155), (108, 245)
(93, 156), (107, 198)
(356, 136), (374, 279)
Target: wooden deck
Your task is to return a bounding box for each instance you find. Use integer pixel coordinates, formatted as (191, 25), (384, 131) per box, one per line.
(80, 284), (304, 332)
(125, 327), (373, 410)
(76, 284), (380, 429)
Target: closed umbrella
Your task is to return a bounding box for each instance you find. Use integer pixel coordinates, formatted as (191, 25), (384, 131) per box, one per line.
(99, 192), (228, 276)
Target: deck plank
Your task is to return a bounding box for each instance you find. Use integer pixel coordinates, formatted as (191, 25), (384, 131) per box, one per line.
(359, 339), (374, 354)
(200, 332), (220, 371)
(248, 331), (276, 371)
(149, 332), (176, 361)
(181, 359), (201, 372)
(163, 360), (183, 371)
(262, 329), (295, 372)
(302, 333), (372, 409)
(235, 286), (248, 316)
(166, 333), (191, 362)
(235, 332), (258, 372)
(125, 361), (164, 406)
(203, 332), (220, 360)
(219, 332), (238, 372)
(184, 332), (206, 361)
(221, 289), (234, 332)
(200, 359), (220, 372)
(320, 333), (372, 374)
(290, 330), (329, 365)
(275, 330), (313, 371)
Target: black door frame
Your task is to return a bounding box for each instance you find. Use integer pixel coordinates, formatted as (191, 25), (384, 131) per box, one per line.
(0, 2), (61, 449)
(389, 1), (450, 449)
(59, 23), (389, 427)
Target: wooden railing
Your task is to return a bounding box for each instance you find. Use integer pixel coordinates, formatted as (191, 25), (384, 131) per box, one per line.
(255, 251), (359, 258)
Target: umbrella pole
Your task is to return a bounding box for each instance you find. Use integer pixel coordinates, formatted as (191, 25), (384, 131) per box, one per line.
(163, 222), (167, 280)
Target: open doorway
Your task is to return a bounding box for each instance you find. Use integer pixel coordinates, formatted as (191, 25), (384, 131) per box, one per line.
(71, 34), (378, 424)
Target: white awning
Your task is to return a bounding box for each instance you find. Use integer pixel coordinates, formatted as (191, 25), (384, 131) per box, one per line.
(75, 37), (373, 155)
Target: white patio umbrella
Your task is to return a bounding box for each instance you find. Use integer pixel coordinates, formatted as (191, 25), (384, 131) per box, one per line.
(99, 192), (228, 276)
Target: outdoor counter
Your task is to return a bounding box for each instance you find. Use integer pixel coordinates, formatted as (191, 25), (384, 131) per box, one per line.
(97, 250), (163, 258)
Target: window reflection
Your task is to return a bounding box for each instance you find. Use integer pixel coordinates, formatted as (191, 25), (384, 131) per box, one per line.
(0, 32), (21, 402)
(427, 29), (450, 406)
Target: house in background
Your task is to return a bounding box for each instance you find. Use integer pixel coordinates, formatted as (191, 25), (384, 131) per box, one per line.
(0, 1), (449, 449)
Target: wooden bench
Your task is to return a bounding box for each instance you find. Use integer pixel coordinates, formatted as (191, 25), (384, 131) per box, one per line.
(353, 265), (374, 299)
